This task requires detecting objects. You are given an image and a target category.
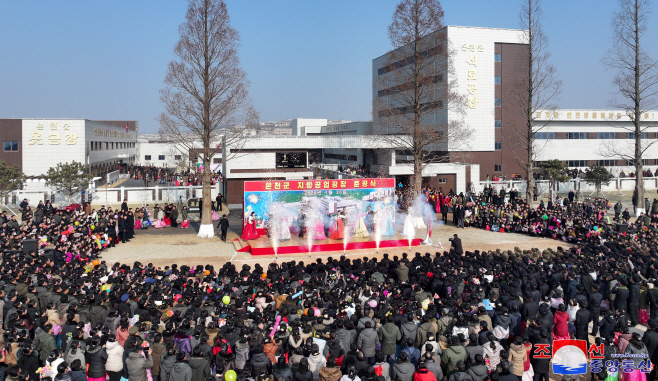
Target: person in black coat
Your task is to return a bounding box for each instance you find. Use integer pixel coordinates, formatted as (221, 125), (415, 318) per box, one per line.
(581, 267), (594, 295)
(642, 319), (658, 366)
(628, 275), (641, 326)
(613, 278), (630, 312)
(531, 331), (551, 381)
(520, 291), (538, 322)
(118, 215), (127, 243)
(575, 300), (591, 342)
(588, 284), (603, 336)
(648, 284), (658, 320)
(449, 234), (463, 255)
(615, 309), (629, 332)
(217, 215), (230, 242)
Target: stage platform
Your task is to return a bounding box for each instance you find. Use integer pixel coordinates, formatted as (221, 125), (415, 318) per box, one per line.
(235, 233), (423, 256)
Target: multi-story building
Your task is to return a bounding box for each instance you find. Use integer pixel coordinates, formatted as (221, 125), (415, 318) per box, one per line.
(0, 118), (137, 179)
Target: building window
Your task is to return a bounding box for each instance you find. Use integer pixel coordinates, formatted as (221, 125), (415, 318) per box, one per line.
(567, 160), (587, 167)
(494, 164), (502, 172)
(3, 141), (18, 152)
(598, 160), (617, 166)
(174, 155), (182, 160)
(534, 132), (555, 139)
(597, 132), (616, 139)
(495, 120), (502, 127)
(494, 76), (502, 84)
(144, 155), (151, 160)
(495, 142), (502, 150)
(158, 155), (165, 160)
(437, 178), (447, 184)
(494, 53), (502, 62)
(627, 132), (648, 139)
(213, 158), (221, 164)
(567, 132), (586, 139)
(495, 98), (502, 107)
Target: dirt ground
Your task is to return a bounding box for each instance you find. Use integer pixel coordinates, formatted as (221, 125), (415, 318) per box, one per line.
(102, 223), (570, 269)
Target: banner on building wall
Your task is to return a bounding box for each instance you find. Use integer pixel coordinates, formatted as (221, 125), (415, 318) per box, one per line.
(243, 178), (396, 229)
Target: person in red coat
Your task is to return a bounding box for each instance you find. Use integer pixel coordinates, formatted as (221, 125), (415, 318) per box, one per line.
(553, 304), (570, 340)
(413, 365), (437, 381)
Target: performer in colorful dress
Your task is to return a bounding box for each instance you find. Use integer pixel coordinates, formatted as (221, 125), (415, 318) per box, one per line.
(241, 212), (260, 240)
(278, 216), (291, 241)
(403, 213), (415, 238)
(379, 205), (395, 236)
(313, 216), (326, 240)
(329, 211), (345, 240)
(352, 210), (370, 238)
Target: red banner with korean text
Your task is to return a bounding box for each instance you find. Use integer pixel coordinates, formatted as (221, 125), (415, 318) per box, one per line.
(244, 178), (395, 192)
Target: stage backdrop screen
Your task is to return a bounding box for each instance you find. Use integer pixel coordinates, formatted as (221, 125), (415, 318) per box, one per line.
(243, 178), (396, 229)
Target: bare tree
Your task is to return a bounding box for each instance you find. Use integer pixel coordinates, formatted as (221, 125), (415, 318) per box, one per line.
(373, 0), (470, 198)
(159, 0), (258, 237)
(508, 0), (561, 207)
(601, 0), (658, 215)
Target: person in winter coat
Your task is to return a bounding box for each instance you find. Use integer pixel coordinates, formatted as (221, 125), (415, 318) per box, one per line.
(170, 352), (192, 381)
(273, 356), (294, 381)
(447, 361), (472, 381)
(159, 348), (178, 381)
(318, 358), (342, 381)
(125, 345), (153, 381)
(65, 341), (86, 369)
(104, 335), (124, 381)
(85, 337), (108, 381)
(415, 315), (436, 348)
(356, 322), (379, 363)
(373, 352), (392, 381)
(69, 360), (87, 381)
(531, 331), (551, 381)
(234, 338), (250, 370)
(420, 353), (442, 381)
(396, 262), (410, 284)
(625, 333), (649, 381)
(378, 316), (401, 359)
(508, 337), (525, 379)
(250, 345), (273, 376)
(574, 301), (591, 341)
(628, 275), (642, 326)
(400, 315), (418, 348)
(263, 337), (278, 364)
(392, 352), (415, 381)
(398, 340), (418, 368)
(188, 346), (210, 381)
(588, 284), (603, 336)
(464, 334), (483, 363)
(308, 345), (327, 381)
(294, 359), (314, 381)
(413, 365), (437, 381)
(552, 304), (570, 340)
(442, 336), (468, 376)
(16, 344), (39, 381)
(38, 324), (58, 364)
(150, 333), (167, 381)
(482, 333), (503, 372)
(466, 355), (488, 381)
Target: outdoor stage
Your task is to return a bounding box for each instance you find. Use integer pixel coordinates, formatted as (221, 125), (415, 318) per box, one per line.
(235, 232), (423, 256)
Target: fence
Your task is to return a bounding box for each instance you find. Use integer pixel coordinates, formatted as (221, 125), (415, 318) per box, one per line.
(4, 184), (219, 210)
(475, 177), (658, 198)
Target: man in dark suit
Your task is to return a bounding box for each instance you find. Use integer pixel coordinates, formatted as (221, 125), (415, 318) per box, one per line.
(121, 199), (128, 212)
(449, 234), (463, 255)
(217, 214), (229, 242)
(118, 215), (127, 243)
(217, 194), (223, 211)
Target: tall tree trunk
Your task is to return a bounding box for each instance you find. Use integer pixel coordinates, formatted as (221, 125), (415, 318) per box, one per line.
(633, 0), (645, 215)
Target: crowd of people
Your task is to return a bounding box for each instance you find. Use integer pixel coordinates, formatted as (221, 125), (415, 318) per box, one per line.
(4, 187), (658, 381)
(125, 166), (223, 187)
(336, 166), (371, 178)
